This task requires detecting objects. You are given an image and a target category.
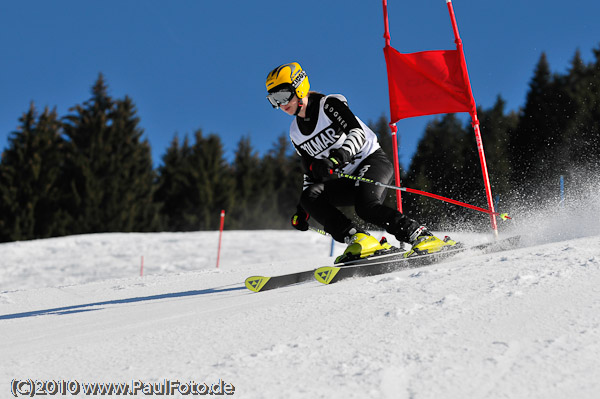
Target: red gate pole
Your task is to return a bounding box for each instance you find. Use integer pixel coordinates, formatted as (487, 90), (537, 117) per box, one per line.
(382, 0), (403, 212)
(216, 210), (225, 268)
(446, 0), (498, 236)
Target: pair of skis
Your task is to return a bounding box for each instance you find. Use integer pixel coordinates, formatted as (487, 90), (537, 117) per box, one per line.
(245, 235), (520, 292)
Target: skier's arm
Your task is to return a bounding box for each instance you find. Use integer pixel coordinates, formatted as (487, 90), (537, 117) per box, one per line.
(323, 96), (366, 163)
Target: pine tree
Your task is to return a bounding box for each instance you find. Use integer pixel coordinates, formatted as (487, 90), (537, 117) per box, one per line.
(564, 46), (600, 172)
(507, 48), (600, 202)
(62, 74), (156, 234)
(229, 135), (263, 229)
(509, 53), (574, 197)
(189, 130), (234, 230)
(108, 96), (158, 231)
(0, 104), (69, 242)
(263, 133), (304, 229)
(473, 97), (518, 205)
(154, 135), (194, 230)
(154, 130), (233, 231)
(510, 53), (552, 190)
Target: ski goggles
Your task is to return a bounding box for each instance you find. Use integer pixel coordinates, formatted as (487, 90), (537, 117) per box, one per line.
(266, 89), (295, 108)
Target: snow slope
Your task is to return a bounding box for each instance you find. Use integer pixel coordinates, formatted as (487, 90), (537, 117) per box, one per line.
(1, 203), (600, 398)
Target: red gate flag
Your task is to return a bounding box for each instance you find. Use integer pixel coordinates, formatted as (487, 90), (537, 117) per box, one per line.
(384, 45), (475, 122)
(381, 0), (498, 235)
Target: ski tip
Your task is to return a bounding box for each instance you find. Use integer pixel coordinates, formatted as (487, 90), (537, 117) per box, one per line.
(245, 276), (271, 292)
(314, 267), (341, 285)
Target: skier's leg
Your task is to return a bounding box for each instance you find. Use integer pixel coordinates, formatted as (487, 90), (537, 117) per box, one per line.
(299, 180), (361, 243)
(352, 149), (421, 243)
(353, 149), (459, 256)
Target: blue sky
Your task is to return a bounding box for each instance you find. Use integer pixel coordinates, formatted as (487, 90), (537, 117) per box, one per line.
(1, 0), (599, 170)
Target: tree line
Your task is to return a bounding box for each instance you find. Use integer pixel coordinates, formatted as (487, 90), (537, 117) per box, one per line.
(1, 45), (599, 242)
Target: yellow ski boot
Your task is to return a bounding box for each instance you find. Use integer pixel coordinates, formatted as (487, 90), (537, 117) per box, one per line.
(403, 227), (458, 258)
(335, 232), (392, 264)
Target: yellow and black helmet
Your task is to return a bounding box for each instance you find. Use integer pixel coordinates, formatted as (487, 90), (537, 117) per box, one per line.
(265, 62), (310, 98)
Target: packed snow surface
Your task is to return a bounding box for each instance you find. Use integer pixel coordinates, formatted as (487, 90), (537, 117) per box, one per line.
(1, 202), (600, 398)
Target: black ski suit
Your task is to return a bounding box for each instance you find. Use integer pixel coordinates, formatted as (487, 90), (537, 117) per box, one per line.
(291, 93), (420, 243)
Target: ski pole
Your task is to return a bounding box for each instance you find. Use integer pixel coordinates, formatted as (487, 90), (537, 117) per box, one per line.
(337, 172), (511, 220)
(309, 226), (329, 236)
(308, 225), (334, 257)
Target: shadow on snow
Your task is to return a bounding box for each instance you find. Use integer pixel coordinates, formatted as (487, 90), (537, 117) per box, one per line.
(0, 285), (246, 320)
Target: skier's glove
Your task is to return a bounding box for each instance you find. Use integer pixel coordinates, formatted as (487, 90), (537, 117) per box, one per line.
(310, 158), (337, 181)
(291, 205), (310, 231)
(310, 149), (350, 181)
(328, 148), (351, 166)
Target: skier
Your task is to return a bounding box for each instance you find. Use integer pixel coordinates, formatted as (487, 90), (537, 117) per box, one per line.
(265, 62), (457, 262)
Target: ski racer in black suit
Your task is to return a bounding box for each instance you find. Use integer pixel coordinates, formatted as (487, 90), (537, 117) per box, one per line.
(265, 62), (457, 261)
